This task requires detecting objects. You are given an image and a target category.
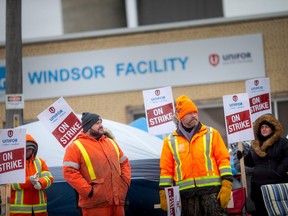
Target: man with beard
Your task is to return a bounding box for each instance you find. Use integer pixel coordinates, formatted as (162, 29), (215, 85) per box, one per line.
(63, 112), (131, 216)
(159, 95), (233, 216)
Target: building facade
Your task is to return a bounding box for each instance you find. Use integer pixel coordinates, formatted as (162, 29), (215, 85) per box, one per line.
(0, 13), (288, 142)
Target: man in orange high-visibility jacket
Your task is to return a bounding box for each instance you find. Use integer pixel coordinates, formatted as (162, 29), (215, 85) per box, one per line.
(159, 95), (233, 216)
(10, 134), (54, 216)
(63, 112), (131, 216)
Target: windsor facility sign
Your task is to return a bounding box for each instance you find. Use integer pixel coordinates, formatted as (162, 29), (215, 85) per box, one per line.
(0, 33), (265, 101)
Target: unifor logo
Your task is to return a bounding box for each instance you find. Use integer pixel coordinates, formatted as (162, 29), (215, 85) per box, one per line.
(155, 89), (160, 96)
(233, 95), (238, 102)
(0, 66), (6, 90)
(8, 130), (13, 137)
(209, 54), (220, 67)
(254, 80), (259, 86)
(49, 106), (56, 113)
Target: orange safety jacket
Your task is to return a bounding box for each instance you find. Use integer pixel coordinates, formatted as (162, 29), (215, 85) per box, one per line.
(159, 125), (232, 192)
(62, 132), (131, 209)
(10, 155), (54, 216)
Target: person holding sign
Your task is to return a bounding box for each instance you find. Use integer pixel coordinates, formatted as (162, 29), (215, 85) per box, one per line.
(62, 112), (131, 216)
(159, 95), (233, 216)
(237, 113), (288, 216)
(10, 134), (54, 216)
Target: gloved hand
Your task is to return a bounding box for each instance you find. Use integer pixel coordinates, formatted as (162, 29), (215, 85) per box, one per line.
(236, 150), (243, 160)
(159, 190), (167, 211)
(217, 179), (233, 208)
(34, 181), (42, 190)
(29, 173), (39, 185)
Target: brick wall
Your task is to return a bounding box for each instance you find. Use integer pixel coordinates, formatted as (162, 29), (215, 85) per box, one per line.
(0, 16), (287, 126)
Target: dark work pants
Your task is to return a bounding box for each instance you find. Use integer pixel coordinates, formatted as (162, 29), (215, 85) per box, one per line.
(181, 193), (227, 216)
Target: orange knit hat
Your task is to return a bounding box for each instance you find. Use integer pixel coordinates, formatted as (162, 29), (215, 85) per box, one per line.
(176, 95), (198, 120)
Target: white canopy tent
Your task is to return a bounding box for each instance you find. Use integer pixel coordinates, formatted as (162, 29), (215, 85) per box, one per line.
(17, 116), (165, 216)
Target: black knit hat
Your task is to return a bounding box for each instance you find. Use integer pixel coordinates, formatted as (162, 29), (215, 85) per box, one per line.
(81, 112), (101, 132)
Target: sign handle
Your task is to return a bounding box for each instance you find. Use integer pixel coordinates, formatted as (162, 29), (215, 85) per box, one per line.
(238, 142), (248, 197)
(6, 184), (10, 216)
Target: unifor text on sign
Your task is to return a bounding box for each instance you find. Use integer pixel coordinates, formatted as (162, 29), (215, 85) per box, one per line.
(37, 97), (82, 148)
(0, 128), (26, 184)
(223, 93), (254, 144)
(143, 86), (176, 136)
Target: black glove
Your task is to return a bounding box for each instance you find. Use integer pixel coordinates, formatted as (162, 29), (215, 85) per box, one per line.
(236, 150), (243, 160)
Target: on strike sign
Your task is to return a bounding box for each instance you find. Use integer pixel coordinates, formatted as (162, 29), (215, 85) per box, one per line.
(223, 93), (254, 144)
(165, 186), (181, 216)
(37, 97), (82, 148)
(0, 128), (26, 184)
(246, 77), (271, 122)
(143, 86), (176, 135)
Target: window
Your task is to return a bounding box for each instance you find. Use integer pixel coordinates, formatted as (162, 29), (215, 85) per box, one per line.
(137, 0), (223, 26)
(277, 100), (288, 137)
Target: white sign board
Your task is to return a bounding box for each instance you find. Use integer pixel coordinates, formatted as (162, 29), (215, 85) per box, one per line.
(165, 186), (181, 216)
(0, 128), (26, 184)
(143, 86), (175, 135)
(0, 34), (265, 101)
(5, 94), (24, 110)
(37, 97), (82, 148)
(246, 77), (271, 122)
(223, 93), (254, 144)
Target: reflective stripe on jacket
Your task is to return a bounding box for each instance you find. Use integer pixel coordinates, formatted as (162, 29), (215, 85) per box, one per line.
(10, 156), (54, 216)
(62, 131), (131, 208)
(159, 125), (232, 191)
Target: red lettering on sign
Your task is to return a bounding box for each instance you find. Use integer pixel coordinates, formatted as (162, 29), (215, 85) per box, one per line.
(8, 96), (22, 102)
(249, 93), (270, 114)
(226, 110), (252, 135)
(167, 188), (176, 216)
(52, 112), (82, 148)
(147, 103), (174, 128)
(0, 148), (24, 174)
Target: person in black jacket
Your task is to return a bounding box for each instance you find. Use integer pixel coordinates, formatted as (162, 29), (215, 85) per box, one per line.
(237, 113), (288, 216)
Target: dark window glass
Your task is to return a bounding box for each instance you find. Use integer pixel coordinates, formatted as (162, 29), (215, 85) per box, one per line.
(137, 0), (223, 26)
(278, 100), (288, 137)
(62, 0), (126, 34)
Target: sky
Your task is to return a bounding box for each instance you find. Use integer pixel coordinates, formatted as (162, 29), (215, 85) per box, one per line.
(0, 0), (288, 43)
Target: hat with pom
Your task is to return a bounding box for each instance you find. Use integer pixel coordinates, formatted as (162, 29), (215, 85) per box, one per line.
(176, 95), (198, 120)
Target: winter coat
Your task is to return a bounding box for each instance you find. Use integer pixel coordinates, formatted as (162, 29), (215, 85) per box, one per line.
(159, 122), (232, 198)
(10, 135), (54, 216)
(62, 131), (131, 209)
(244, 114), (288, 186)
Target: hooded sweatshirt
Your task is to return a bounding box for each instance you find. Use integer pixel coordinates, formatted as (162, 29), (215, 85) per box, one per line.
(10, 134), (54, 216)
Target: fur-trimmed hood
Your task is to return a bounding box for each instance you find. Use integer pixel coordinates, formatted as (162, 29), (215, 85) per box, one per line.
(252, 114), (283, 157)
(104, 128), (115, 140)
